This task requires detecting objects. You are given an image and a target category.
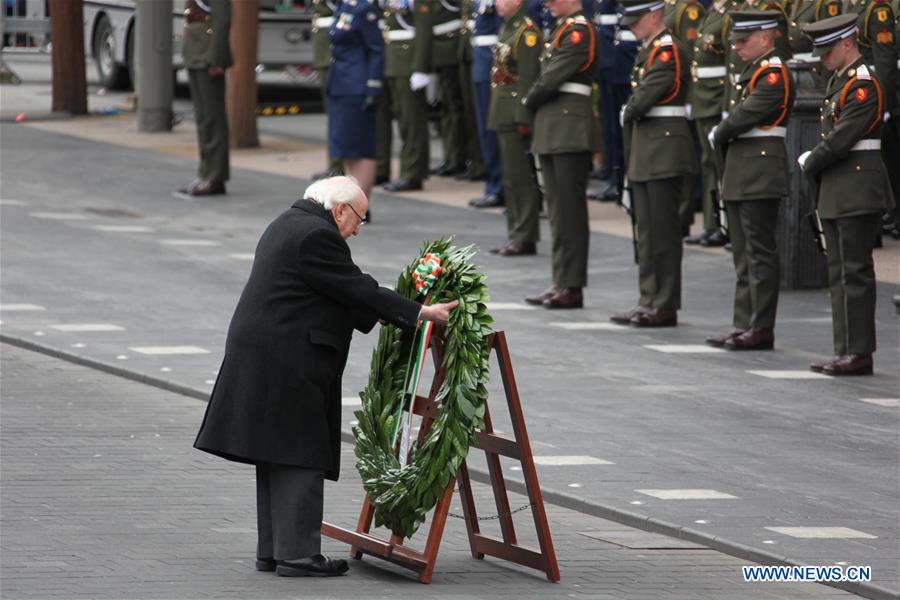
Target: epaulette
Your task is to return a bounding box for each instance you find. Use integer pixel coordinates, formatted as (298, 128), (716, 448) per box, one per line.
(855, 63), (872, 80)
(570, 15), (589, 25)
(658, 34), (674, 45)
(524, 16), (535, 27)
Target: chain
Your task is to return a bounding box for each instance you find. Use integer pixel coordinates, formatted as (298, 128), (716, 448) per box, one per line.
(447, 502), (534, 521)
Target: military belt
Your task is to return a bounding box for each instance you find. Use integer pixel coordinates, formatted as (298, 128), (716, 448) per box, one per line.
(850, 139), (881, 151)
(387, 29), (416, 41)
(595, 14), (619, 25)
(694, 65), (727, 78)
(472, 34), (499, 47)
(313, 16), (335, 28)
(560, 82), (592, 96)
(645, 105), (687, 117)
(615, 30), (637, 42)
(433, 19), (462, 35)
(792, 52), (819, 62)
(737, 126), (787, 138)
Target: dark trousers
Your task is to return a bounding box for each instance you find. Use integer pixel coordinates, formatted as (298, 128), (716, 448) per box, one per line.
(256, 463), (324, 561)
(597, 71), (629, 190)
(822, 214), (880, 356)
(497, 130), (540, 243)
(695, 116), (722, 232)
(316, 67), (343, 171)
(437, 65), (466, 165)
(458, 60), (484, 170)
(188, 68), (229, 183)
(376, 87), (393, 181)
(473, 81), (503, 197)
(725, 200), (781, 329)
(539, 152), (591, 288)
(632, 177), (683, 310)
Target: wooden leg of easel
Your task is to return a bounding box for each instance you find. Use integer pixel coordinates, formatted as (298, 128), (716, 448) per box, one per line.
(418, 476), (456, 583)
(456, 460), (484, 559)
(482, 403), (518, 546)
(349, 496), (376, 560)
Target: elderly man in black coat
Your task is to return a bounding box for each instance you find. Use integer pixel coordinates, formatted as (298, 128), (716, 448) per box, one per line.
(194, 176), (457, 577)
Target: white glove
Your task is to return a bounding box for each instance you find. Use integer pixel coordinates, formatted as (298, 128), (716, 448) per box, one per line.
(685, 103), (693, 121)
(410, 72), (430, 91)
(797, 150), (811, 170)
(884, 111), (892, 123)
(707, 125), (718, 149)
(721, 110), (729, 120)
(425, 76), (439, 104)
(619, 106), (626, 127)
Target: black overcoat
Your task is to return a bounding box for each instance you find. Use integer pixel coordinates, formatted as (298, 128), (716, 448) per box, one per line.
(194, 199), (421, 480)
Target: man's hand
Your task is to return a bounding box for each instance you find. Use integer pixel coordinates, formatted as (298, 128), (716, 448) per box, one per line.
(410, 72), (431, 91)
(418, 300), (459, 325)
(797, 150), (811, 170)
(707, 125), (718, 149)
(208, 66), (225, 77)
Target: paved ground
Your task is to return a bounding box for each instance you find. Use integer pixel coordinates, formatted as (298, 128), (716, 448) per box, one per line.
(2, 54), (899, 599)
(1, 343), (856, 599)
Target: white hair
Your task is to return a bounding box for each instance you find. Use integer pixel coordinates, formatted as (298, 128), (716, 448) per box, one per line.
(303, 176), (362, 209)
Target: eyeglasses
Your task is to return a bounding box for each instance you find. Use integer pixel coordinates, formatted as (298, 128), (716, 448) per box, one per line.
(346, 203), (369, 226)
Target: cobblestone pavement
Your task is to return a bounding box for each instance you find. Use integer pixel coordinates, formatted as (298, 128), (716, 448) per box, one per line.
(1, 344), (856, 600)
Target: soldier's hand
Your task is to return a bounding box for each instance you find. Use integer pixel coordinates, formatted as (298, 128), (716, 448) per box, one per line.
(410, 72), (430, 91)
(362, 95), (378, 112)
(797, 150), (811, 171)
(707, 126), (717, 149)
(208, 66), (225, 77)
(515, 123), (531, 138)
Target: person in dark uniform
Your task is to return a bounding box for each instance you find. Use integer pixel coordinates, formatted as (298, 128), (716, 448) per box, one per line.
(194, 177), (458, 576)
(610, 0), (698, 327)
(468, 0), (507, 208)
(523, 0), (597, 309)
(178, 0), (232, 197)
(312, 0), (345, 179)
(457, 0), (488, 182)
(706, 10), (795, 351)
(489, 0), (543, 253)
(328, 0), (385, 199)
(799, 14), (893, 375)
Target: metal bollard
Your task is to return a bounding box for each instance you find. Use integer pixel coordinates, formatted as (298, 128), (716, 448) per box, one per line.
(136, 0), (173, 132)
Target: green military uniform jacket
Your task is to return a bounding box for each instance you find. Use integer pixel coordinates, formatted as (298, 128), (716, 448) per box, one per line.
(804, 58), (894, 217)
(459, 0), (474, 62)
(690, 0), (734, 119)
(623, 29), (698, 181)
(844, 0), (898, 112)
(664, 0), (706, 61)
(488, 9), (542, 130)
(312, 0), (338, 69)
(183, 0), (233, 69)
(524, 12), (597, 154)
(789, 0), (843, 54)
(384, 0), (430, 77)
(417, 0), (463, 68)
(714, 51), (795, 200)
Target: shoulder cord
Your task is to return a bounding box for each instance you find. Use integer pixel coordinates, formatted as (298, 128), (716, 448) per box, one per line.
(553, 21), (597, 72)
(747, 62), (791, 127)
(838, 75), (884, 133)
(646, 42), (682, 104)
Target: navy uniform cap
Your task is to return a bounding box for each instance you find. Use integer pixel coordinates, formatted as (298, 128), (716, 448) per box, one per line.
(728, 9), (781, 42)
(618, 0), (665, 26)
(800, 13), (858, 57)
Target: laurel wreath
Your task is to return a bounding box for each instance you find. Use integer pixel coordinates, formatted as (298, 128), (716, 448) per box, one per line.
(352, 238), (493, 539)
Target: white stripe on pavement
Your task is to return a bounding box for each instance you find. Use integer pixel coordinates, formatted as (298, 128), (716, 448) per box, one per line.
(485, 302), (537, 310)
(29, 212), (89, 220)
(747, 370), (830, 379)
(533, 455), (614, 465)
(551, 322), (631, 331)
(227, 253), (255, 260)
(159, 239), (221, 247)
(860, 398), (900, 407)
(48, 324), (125, 332)
(0, 304), (46, 311)
(765, 527), (877, 539)
(635, 489), (739, 500)
(93, 225), (155, 233)
(644, 345), (726, 353)
(129, 346), (210, 355)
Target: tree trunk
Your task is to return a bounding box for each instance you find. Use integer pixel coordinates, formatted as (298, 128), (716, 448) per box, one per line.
(227, 0), (260, 148)
(50, 0), (87, 115)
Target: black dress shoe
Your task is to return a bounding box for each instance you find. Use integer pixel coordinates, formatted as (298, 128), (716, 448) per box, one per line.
(375, 174), (390, 185)
(256, 558), (276, 572)
(589, 167), (609, 181)
(383, 178), (423, 192)
(276, 554), (349, 577)
(684, 229), (712, 245)
(701, 230), (729, 247)
(431, 161), (466, 176)
(455, 164), (486, 181)
(469, 194), (504, 209)
(588, 181), (619, 202)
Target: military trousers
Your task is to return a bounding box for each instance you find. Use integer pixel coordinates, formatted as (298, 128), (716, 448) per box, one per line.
(539, 152), (591, 288)
(187, 68), (230, 183)
(316, 67), (343, 171)
(256, 463), (324, 561)
(678, 127), (702, 234)
(882, 116), (900, 223)
(822, 213), (880, 356)
(376, 87), (393, 181)
(597, 71), (630, 190)
(459, 61), (484, 172)
(725, 200), (780, 330)
(436, 65), (466, 165)
(387, 77), (430, 182)
(694, 116), (721, 232)
(497, 130), (540, 243)
(473, 81), (502, 196)
(632, 177), (683, 310)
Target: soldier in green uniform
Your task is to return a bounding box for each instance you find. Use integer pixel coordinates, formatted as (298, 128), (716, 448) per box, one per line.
(421, 0), (469, 175)
(685, 0), (734, 247)
(788, 0), (842, 84)
(312, 0), (345, 179)
(664, 0), (706, 237)
(488, 0), (542, 255)
(382, 0), (432, 191)
(179, 0), (232, 197)
(799, 14), (893, 375)
(609, 0), (698, 326)
(706, 10), (795, 350)
(522, 0), (596, 309)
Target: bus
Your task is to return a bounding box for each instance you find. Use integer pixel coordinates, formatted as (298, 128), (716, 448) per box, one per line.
(83, 0), (315, 89)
